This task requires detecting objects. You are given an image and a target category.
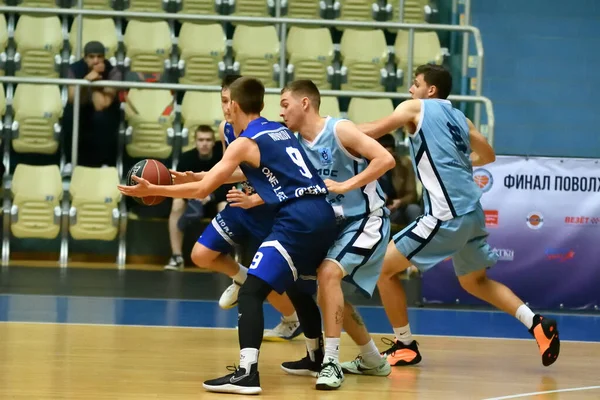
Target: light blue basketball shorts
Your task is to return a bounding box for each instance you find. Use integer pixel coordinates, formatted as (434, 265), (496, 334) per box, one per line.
(325, 210), (391, 298)
(393, 204), (498, 276)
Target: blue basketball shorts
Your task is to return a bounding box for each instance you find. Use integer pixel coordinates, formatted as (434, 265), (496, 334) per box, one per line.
(393, 204), (498, 276)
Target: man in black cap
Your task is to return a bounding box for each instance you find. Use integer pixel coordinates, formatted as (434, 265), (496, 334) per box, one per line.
(63, 40), (122, 168)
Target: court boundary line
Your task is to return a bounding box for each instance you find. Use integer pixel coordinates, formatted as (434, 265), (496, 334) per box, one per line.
(1, 321), (599, 344)
(482, 385), (600, 399)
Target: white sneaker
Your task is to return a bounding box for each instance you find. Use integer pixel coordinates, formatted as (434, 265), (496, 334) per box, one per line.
(316, 359), (344, 390)
(164, 255), (184, 271)
(219, 281), (241, 309)
(340, 355), (391, 376)
(263, 318), (303, 342)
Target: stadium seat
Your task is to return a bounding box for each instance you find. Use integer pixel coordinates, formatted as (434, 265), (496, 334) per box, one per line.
(392, 0), (429, 23)
(285, 0), (324, 20)
(0, 15), (7, 76)
(19, 0), (58, 8)
(179, 91), (222, 151)
(12, 84), (63, 155)
(123, 89), (175, 159)
(262, 94), (282, 122)
(123, 20), (172, 74)
(231, 0), (271, 20)
(319, 96), (340, 118)
(179, 0), (219, 17)
(347, 98), (394, 126)
(69, 166), (122, 241)
(232, 25), (279, 87)
(339, 28), (388, 91)
(8, 164), (63, 240)
(287, 27), (333, 88)
(337, 0), (375, 24)
(69, 18), (119, 59)
(178, 23), (226, 85)
(79, 0), (112, 10)
(14, 15), (63, 77)
(127, 0), (167, 13)
(394, 30), (443, 90)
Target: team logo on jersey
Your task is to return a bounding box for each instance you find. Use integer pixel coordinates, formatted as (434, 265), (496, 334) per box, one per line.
(473, 168), (493, 192)
(526, 212), (544, 230)
(319, 148), (333, 165)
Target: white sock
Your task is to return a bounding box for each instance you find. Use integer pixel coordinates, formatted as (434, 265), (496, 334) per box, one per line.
(359, 339), (382, 366)
(394, 324), (413, 345)
(239, 348), (259, 372)
(515, 304), (535, 329)
(231, 264), (248, 285)
(282, 312), (298, 322)
(305, 337), (321, 362)
(324, 337), (340, 364)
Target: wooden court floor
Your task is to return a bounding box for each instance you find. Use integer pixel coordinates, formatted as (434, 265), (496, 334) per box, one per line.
(0, 323), (598, 399)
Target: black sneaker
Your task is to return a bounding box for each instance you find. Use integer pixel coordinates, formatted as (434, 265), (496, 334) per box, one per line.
(529, 314), (560, 366)
(281, 349), (323, 377)
(202, 363), (261, 395)
(380, 337), (422, 366)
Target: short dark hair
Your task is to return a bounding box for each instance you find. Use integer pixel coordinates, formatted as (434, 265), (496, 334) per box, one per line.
(221, 74), (242, 90)
(229, 77), (264, 114)
(195, 124), (214, 139)
(281, 79), (321, 110)
(414, 64), (452, 99)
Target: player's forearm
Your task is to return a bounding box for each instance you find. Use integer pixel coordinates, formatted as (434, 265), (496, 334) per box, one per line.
(223, 167), (247, 184)
(249, 194), (265, 207)
(356, 122), (387, 139)
(341, 156), (395, 192)
(148, 181), (208, 199)
(470, 151), (494, 166)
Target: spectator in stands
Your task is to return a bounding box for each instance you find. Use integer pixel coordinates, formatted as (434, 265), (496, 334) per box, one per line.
(377, 134), (422, 225)
(165, 125), (227, 271)
(63, 41), (122, 171)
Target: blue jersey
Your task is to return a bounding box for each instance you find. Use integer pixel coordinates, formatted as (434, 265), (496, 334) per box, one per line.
(409, 99), (481, 221)
(238, 117), (327, 206)
(224, 122), (257, 196)
(299, 117), (386, 220)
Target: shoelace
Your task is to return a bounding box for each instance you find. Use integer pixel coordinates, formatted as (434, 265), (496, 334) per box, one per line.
(320, 362), (343, 379)
(381, 337), (400, 355)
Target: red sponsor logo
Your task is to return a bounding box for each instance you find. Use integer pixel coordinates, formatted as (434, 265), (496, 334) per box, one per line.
(564, 216), (600, 225)
(484, 210), (499, 227)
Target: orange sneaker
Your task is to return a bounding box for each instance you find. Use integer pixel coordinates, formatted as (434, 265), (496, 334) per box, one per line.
(529, 314), (560, 366)
(380, 338), (422, 366)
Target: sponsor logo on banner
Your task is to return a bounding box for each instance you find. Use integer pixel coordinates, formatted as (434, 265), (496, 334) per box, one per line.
(492, 248), (514, 261)
(473, 168), (493, 192)
(484, 210), (499, 227)
(526, 212), (544, 230)
(545, 248), (575, 262)
(564, 216), (600, 226)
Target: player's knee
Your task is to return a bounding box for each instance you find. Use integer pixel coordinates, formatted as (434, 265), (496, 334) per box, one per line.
(170, 198), (186, 217)
(458, 271), (488, 294)
(239, 274), (273, 303)
(190, 242), (218, 268)
(317, 262), (344, 285)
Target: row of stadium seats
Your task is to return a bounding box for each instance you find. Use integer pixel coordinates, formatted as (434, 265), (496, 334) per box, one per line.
(7, 0), (434, 25)
(1, 164), (126, 266)
(0, 83), (395, 161)
(0, 15), (444, 91)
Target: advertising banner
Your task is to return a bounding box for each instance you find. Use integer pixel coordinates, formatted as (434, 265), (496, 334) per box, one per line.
(421, 156), (600, 310)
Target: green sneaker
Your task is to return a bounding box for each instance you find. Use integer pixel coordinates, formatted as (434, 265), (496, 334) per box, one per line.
(340, 355), (391, 376)
(315, 360), (344, 390)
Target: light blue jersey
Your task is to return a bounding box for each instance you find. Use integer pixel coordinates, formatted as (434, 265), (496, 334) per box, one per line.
(299, 117), (387, 222)
(408, 99), (481, 221)
(298, 116), (389, 298)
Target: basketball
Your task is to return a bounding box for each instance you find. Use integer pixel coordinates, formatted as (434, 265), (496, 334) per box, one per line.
(126, 159), (172, 206)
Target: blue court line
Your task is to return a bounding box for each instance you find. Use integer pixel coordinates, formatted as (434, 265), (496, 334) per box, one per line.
(0, 294), (598, 342)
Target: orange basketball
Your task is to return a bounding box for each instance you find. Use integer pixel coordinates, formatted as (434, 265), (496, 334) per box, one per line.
(126, 159), (172, 206)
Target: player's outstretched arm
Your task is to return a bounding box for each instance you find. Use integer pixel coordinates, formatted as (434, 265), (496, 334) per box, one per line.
(325, 120), (395, 194)
(356, 99), (421, 139)
(467, 118), (495, 166)
(118, 139), (252, 200)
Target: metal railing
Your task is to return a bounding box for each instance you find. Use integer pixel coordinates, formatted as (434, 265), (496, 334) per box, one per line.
(0, 3), (492, 167)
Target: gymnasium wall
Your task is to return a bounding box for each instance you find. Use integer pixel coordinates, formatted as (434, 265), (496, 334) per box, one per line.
(470, 0), (600, 158)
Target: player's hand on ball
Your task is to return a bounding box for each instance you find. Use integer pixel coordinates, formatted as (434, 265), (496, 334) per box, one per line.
(227, 187), (256, 209)
(170, 170), (198, 184)
(324, 179), (349, 194)
(118, 175), (155, 197)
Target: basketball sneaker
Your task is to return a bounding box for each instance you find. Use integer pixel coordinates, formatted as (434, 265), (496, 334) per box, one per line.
(281, 349), (323, 377)
(340, 355), (391, 376)
(263, 317), (303, 341)
(316, 359), (344, 390)
(529, 314), (560, 366)
(202, 363), (261, 395)
(219, 281), (241, 309)
(164, 255), (183, 271)
(380, 338), (422, 366)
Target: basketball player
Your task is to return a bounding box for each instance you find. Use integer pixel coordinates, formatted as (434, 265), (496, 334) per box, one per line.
(171, 75), (303, 342)
(118, 77), (338, 395)
(339, 64), (560, 371)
